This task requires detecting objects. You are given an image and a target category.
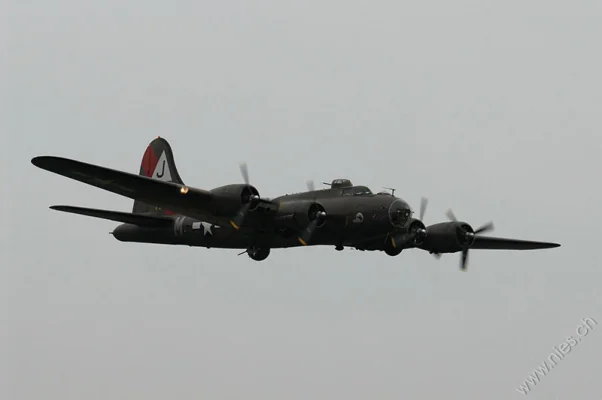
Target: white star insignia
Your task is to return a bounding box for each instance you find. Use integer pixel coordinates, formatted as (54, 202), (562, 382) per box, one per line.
(200, 221), (220, 235)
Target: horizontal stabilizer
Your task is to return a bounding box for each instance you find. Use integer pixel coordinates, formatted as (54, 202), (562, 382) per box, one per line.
(50, 205), (174, 228)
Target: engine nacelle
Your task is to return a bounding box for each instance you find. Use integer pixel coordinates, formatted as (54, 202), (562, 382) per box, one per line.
(385, 218), (427, 253)
(420, 221), (475, 254)
(274, 200), (327, 229)
(209, 184), (261, 215)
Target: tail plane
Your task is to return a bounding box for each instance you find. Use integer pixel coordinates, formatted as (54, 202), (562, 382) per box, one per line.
(44, 137), (185, 226)
(50, 205), (174, 227)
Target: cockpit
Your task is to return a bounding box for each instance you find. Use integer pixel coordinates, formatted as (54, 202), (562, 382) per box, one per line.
(341, 185), (373, 196)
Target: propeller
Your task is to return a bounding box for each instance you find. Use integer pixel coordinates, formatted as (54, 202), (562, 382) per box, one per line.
(229, 163), (260, 230)
(296, 180), (330, 245)
(419, 196), (428, 220)
(445, 208), (457, 222)
(390, 196), (429, 248)
(298, 209), (327, 245)
(306, 180), (316, 192)
(474, 221), (494, 234)
(240, 162), (250, 185)
(445, 208), (494, 271)
(414, 197), (448, 260)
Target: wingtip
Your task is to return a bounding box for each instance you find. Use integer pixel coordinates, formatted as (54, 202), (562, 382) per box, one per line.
(31, 156), (44, 167)
(49, 205), (72, 213)
(31, 155), (59, 169)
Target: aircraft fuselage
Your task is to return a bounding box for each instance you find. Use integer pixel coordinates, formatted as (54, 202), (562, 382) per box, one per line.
(112, 189), (414, 252)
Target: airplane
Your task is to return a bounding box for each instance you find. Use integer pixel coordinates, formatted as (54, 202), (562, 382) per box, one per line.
(31, 137), (560, 270)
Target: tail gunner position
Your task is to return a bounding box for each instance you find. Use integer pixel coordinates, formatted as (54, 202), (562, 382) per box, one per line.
(31, 137), (559, 269)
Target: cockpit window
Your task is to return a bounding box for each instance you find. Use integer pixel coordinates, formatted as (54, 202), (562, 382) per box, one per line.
(342, 186), (373, 196)
(352, 186), (372, 195)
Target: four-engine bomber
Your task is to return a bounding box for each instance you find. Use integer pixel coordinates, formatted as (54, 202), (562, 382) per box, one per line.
(32, 137), (560, 269)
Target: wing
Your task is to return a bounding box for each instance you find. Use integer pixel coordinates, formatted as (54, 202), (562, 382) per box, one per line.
(50, 205), (174, 228)
(32, 156), (219, 223)
(471, 236), (560, 250)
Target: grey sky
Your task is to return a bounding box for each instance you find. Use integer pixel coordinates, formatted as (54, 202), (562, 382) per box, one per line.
(3, 0), (601, 398)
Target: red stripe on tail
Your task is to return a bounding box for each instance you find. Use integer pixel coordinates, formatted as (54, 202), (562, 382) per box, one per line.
(141, 146), (159, 177)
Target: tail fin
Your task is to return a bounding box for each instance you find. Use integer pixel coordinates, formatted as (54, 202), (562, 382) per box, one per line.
(133, 137), (184, 214)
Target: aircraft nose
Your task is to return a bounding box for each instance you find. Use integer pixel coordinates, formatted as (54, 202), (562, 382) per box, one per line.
(388, 198), (411, 228)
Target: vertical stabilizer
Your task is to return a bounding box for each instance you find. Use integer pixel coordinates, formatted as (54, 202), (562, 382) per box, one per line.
(133, 137), (184, 214)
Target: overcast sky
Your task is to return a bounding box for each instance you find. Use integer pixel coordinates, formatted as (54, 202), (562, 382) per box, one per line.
(2, 1), (601, 399)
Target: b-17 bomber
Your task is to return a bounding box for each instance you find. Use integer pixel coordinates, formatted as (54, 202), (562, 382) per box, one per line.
(31, 137), (560, 270)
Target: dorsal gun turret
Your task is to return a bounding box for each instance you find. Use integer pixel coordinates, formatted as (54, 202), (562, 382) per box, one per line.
(330, 179), (353, 188)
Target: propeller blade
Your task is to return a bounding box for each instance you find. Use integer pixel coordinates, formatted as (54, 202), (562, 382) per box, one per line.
(306, 180), (316, 192)
(445, 209), (457, 221)
(419, 197), (428, 220)
(298, 219), (319, 246)
(460, 249), (469, 270)
(229, 202), (251, 230)
(298, 210), (327, 245)
(474, 221), (494, 234)
(239, 162), (249, 185)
